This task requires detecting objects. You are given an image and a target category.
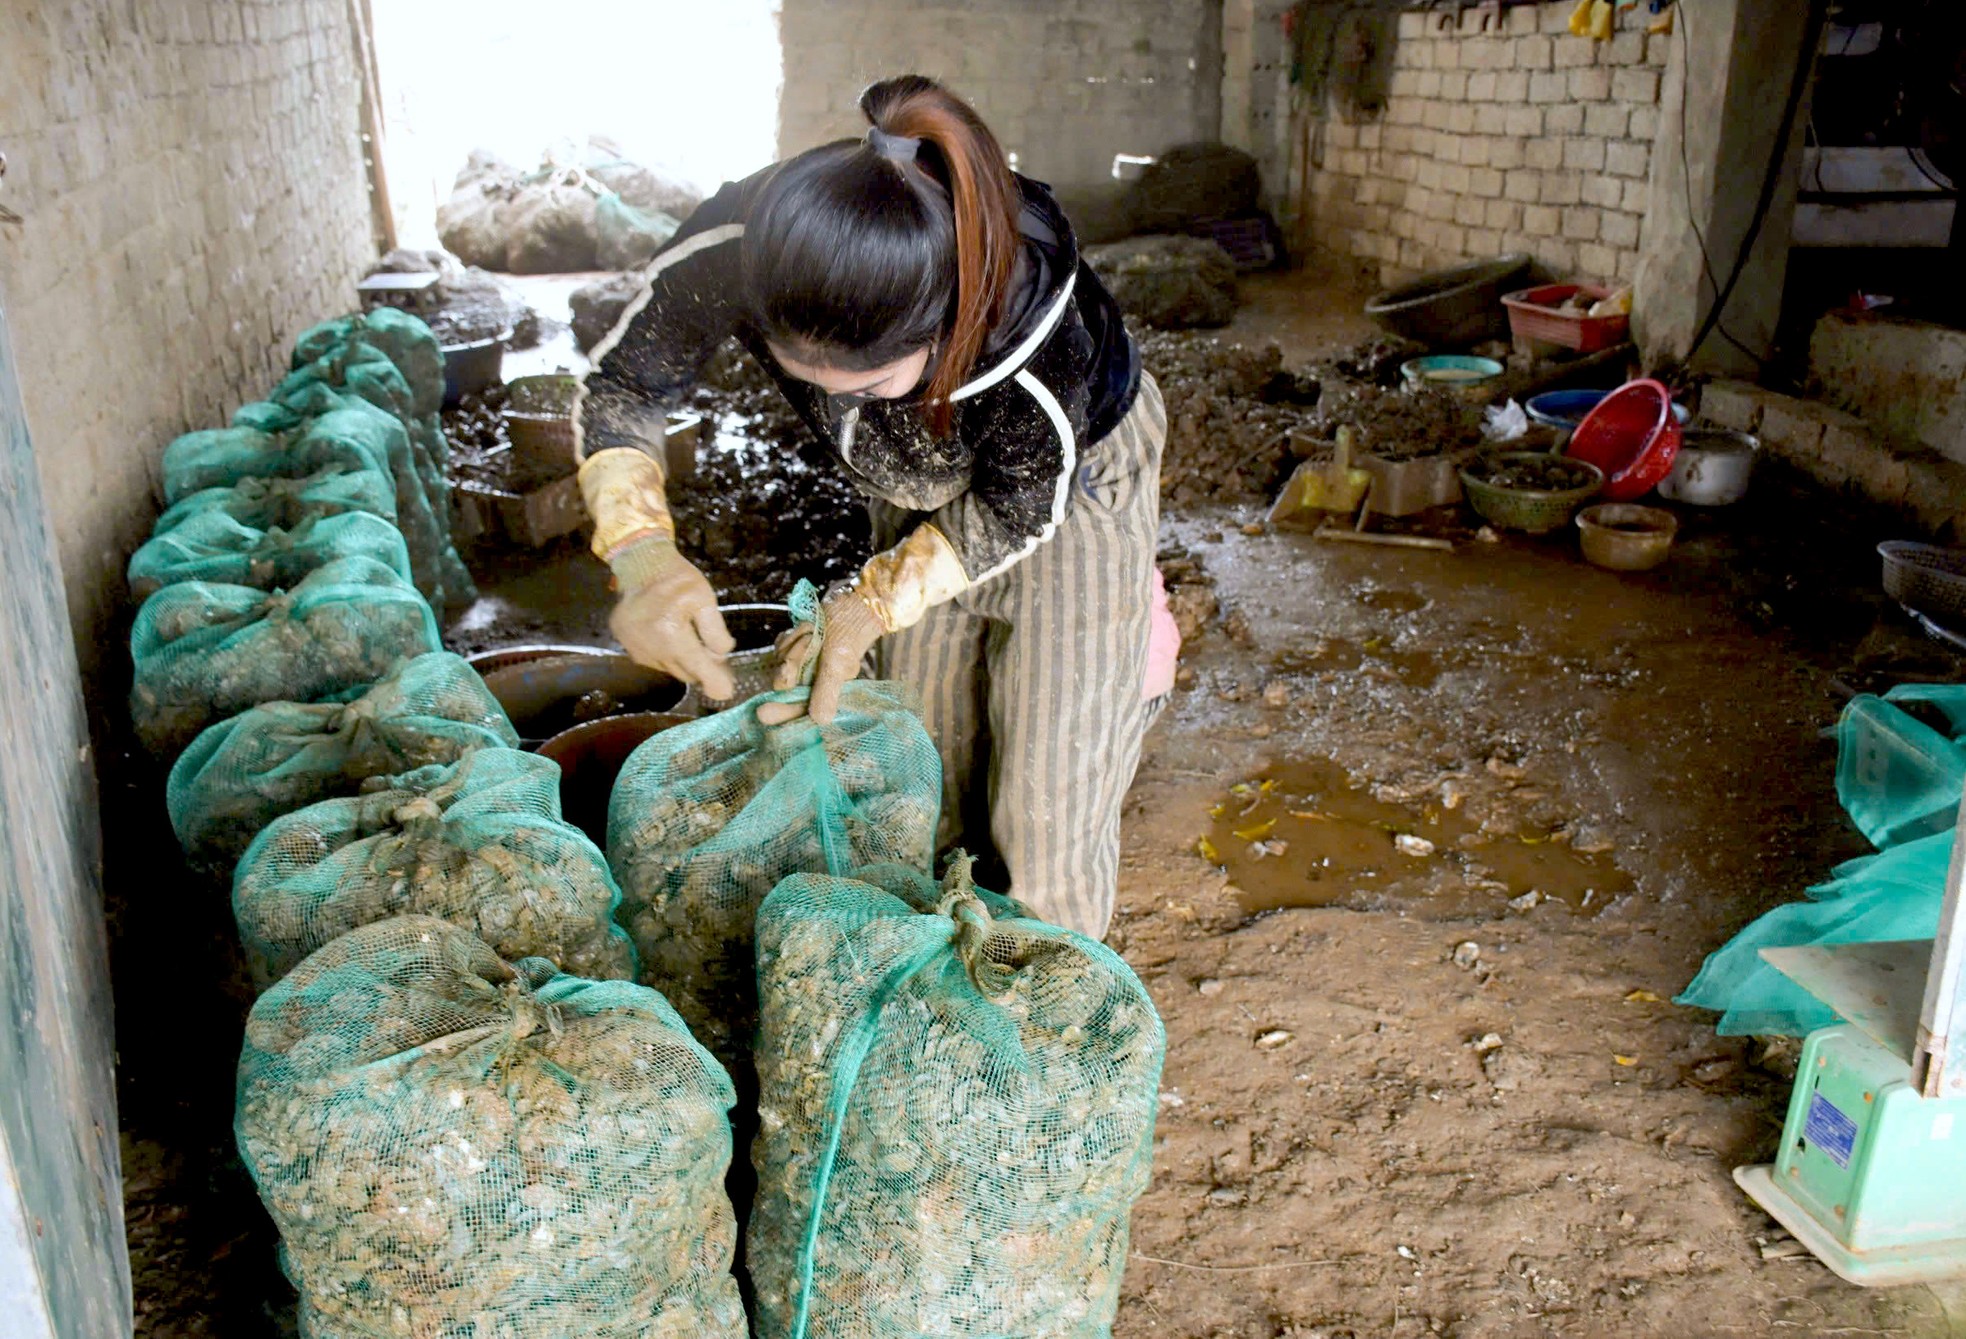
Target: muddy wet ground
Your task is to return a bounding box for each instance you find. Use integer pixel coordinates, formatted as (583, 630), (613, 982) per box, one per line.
(1116, 497), (1965, 1338)
(106, 268), (1966, 1336)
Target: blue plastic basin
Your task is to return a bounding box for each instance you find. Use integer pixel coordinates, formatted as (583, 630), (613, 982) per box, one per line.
(1527, 389), (1691, 430)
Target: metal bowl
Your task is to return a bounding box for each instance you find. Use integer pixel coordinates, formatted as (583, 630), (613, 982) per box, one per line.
(1657, 427), (1757, 506)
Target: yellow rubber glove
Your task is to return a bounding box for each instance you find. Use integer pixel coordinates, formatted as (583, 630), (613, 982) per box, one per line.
(578, 447), (734, 698)
(1568, 0), (1594, 35)
(607, 537), (737, 700)
(757, 588), (884, 727)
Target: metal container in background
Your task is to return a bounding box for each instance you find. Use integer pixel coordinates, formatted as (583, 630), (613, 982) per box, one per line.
(440, 332), (508, 407)
(356, 271), (443, 317)
(1658, 427), (1758, 506)
(1365, 253), (1532, 346)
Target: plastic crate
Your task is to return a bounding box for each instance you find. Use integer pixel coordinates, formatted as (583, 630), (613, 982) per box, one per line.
(1502, 284), (1630, 353)
(1190, 214), (1282, 271)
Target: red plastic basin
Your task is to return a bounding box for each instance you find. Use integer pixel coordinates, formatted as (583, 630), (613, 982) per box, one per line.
(1564, 379), (1681, 502)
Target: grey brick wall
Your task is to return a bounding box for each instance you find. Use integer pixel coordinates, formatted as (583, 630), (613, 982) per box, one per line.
(1303, 2), (1666, 288)
(776, 0), (1221, 194)
(0, 0), (376, 677)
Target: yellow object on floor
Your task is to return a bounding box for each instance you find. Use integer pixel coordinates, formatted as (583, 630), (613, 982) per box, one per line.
(1268, 425), (1371, 526)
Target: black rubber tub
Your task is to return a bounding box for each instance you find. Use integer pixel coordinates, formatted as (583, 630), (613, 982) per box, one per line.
(1364, 254), (1533, 347)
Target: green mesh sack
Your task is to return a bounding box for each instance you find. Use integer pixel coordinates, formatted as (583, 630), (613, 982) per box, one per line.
(1677, 827), (1955, 1035)
(234, 748), (635, 989)
(595, 190), (681, 270)
(276, 318), (472, 607)
(130, 556), (440, 757)
(1835, 686), (1966, 849)
(167, 652), (518, 871)
(293, 309), (445, 420)
(236, 915), (746, 1339)
(128, 510), (412, 600)
(159, 411), (396, 506)
(748, 857), (1164, 1339)
(292, 308), (449, 479)
(156, 466), (398, 534)
(606, 589), (941, 1062)
(240, 386), (467, 610)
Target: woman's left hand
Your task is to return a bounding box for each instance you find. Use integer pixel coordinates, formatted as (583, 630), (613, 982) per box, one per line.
(756, 587), (885, 726)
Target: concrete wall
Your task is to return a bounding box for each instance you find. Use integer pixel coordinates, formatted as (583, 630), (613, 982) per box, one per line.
(0, 0), (378, 679)
(776, 0), (1226, 195)
(0, 307), (127, 1339)
(1300, 2), (1668, 287)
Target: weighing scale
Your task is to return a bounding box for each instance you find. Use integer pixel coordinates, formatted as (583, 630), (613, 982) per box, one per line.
(1736, 805), (1966, 1286)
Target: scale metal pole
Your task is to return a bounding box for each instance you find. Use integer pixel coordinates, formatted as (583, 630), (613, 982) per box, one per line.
(1913, 800), (1966, 1098)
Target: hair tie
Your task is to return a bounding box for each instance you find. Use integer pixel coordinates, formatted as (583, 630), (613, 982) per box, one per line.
(867, 128), (921, 163)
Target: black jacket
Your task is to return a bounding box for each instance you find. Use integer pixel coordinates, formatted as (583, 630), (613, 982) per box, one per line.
(578, 166), (1141, 585)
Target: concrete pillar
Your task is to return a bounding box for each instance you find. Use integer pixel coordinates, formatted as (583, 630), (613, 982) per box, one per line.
(1193, 0), (1226, 145)
(1633, 0), (1821, 374)
(1221, 0), (1257, 154)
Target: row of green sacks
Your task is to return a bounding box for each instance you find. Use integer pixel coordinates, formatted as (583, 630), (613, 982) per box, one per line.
(128, 308), (475, 756)
(1678, 683), (1965, 1034)
(147, 545), (1165, 1332)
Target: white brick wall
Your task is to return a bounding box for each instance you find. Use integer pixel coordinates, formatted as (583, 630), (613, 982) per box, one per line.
(776, 0), (1219, 195)
(1305, 1), (1666, 287)
(0, 0), (375, 676)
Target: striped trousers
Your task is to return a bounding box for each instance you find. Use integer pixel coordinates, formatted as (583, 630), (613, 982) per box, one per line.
(872, 374), (1166, 939)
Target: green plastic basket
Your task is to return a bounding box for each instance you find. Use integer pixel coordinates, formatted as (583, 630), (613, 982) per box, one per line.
(1460, 451), (1603, 535)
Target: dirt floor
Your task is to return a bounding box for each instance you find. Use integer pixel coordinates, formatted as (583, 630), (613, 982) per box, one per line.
(107, 267), (1966, 1336)
(1102, 274), (1966, 1338)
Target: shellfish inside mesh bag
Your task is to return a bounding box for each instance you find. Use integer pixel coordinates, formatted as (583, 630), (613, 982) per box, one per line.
(155, 465), (400, 535)
(238, 382), (467, 610)
(605, 680), (942, 1063)
(167, 652), (519, 872)
(127, 509), (414, 600)
(235, 915), (747, 1339)
(747, 858), (1164, 1339)
(233, 748), (636, 990)
(158, 406), (399, 506)
(129, 556), (441, 758)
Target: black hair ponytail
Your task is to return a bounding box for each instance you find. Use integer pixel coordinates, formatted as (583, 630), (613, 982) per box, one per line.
(743, 76), (1021, 436)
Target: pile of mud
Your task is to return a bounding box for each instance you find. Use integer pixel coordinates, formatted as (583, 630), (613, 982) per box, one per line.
(671, 346), (869, 603)
(441, 346), (867, 605)
(1145, 330), (1494, 503)
(1142, 331), (1319, 505)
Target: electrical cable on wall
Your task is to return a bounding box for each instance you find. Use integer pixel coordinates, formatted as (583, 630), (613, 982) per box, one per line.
(1681, 0), (1832, 365)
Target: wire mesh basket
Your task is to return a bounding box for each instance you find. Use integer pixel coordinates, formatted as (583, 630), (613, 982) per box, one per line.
(1880, 541), (1966, 628)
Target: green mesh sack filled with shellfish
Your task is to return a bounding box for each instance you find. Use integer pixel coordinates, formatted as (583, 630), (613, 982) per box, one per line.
(289, 307), (450, 500)
(236, 384), (469, 611)
(156, 466), (398, 535)
(128, 510), (413, 600)
(605, 583), (942, 1064)
(747, 857), (1164, 1339)
(129, 556), (440, 758)
(235, 915), (747, 1339)
(158, 408), (398, 507)
(233, 748), (635, 990)
(167, 652), (519, 872)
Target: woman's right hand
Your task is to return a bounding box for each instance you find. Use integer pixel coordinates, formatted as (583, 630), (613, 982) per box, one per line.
(606, 537), (736, 699)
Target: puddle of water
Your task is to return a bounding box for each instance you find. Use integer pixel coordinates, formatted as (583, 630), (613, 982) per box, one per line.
(1272, 638), (1449, 689)
(1200, 760), (1631, 919)
(1354, 588), (1429, 615)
